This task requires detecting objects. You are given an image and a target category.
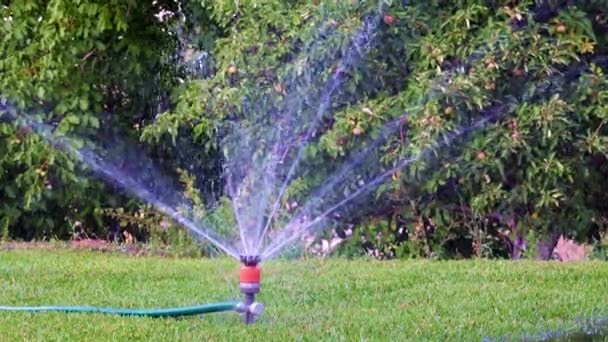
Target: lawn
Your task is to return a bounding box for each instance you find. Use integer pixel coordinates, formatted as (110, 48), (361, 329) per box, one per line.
(0, 249), (607, 341)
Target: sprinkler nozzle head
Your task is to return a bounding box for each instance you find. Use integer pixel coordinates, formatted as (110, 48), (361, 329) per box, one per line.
(240, 255), (261, 266)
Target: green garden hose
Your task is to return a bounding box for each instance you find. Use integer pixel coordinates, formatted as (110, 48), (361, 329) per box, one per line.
(0, 301), (238, 318)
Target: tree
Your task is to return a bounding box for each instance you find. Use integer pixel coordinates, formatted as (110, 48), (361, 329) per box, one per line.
(0, 0), (183, 239)
(1, 0), (607, 260)
(146, 0), (608, 258)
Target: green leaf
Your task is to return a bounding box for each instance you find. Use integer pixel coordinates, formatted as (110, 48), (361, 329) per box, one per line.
(65, 115), (80, 125)
(88, 116), (100, 129)
(79, 98), (89, 111)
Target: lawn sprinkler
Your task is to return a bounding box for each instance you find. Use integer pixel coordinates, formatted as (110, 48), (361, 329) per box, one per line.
(0, 255), (264, 322)
(236, 255), (263, 324)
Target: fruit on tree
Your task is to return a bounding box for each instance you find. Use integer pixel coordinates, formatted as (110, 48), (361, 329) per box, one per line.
(383, 14), (395, 25)
(444, 106), (454, 116)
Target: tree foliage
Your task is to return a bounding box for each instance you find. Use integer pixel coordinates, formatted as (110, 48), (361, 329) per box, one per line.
(1, 0), (607, 259)
(0, 0), (180, 239)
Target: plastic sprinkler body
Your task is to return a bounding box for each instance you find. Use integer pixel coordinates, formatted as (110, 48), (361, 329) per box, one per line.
(237, 255), (263, 324)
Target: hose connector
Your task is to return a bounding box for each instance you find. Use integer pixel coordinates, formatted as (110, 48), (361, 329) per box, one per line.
(238, 255), (262, 324)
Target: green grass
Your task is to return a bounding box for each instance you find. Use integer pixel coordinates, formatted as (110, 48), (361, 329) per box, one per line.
(0, 250), (607, 341)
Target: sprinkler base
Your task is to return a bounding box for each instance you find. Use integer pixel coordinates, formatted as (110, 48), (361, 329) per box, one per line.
(235, 295), (264, 324)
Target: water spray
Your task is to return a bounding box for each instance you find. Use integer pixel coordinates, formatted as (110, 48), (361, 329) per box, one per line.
(236, 255), (263, 324)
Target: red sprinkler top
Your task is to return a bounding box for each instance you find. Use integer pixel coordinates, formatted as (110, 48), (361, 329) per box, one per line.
(239, 265), (261, 283)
